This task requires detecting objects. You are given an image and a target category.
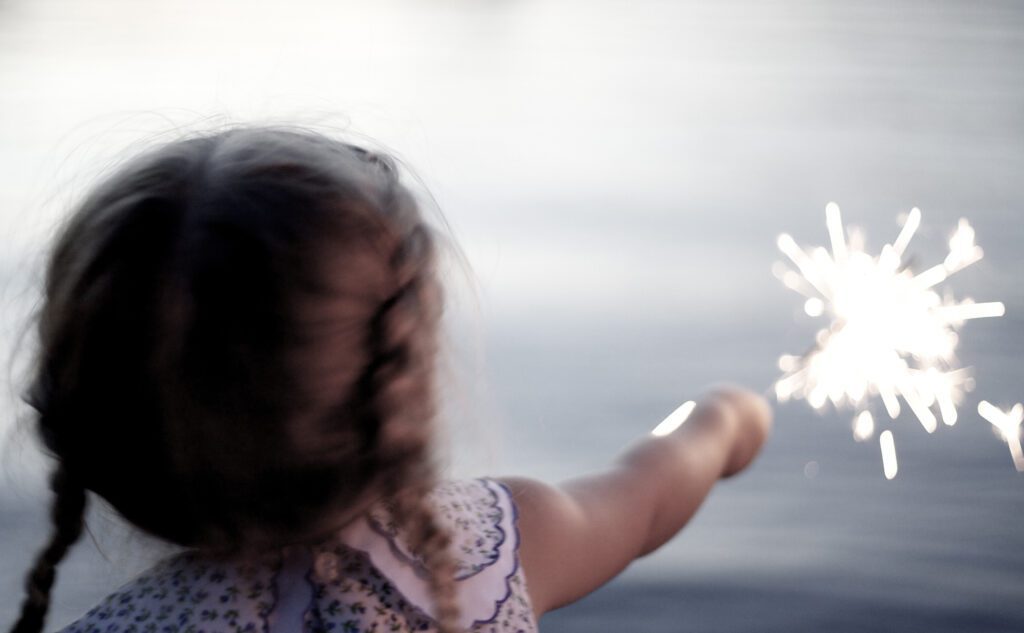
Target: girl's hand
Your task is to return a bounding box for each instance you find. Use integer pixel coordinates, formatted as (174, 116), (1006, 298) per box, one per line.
(693, 386), (773, 478)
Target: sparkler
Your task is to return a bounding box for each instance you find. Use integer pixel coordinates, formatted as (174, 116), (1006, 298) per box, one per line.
(774, 203), (1006, 476)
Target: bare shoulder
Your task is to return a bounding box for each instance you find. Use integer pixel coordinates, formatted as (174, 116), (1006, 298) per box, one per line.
(496, 474), (648, 618)
(496, 477), (582, 617)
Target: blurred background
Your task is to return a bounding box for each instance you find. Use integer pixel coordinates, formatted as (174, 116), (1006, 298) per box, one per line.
(1, 1), (1022, 631)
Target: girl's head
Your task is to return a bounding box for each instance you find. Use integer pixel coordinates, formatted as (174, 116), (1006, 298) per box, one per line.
(12, 127), (457, 632)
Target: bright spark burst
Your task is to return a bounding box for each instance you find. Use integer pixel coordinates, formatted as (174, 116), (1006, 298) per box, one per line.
(978, 401), (1024, 472)
(774, 203), (1005, 476)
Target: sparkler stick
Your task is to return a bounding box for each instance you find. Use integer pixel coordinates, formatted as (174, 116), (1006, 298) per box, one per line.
(774, 203), (1006, 477)
(651, 401), (696, 437)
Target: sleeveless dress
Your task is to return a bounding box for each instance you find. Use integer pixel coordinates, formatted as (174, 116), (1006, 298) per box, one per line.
(58, 479), (537, 633)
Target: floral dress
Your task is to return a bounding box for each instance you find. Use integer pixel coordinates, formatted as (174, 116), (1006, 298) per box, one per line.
(58, 479), (537, 633)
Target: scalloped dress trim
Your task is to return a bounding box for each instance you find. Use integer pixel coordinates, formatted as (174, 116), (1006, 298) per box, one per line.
(332, 477), (526, 629)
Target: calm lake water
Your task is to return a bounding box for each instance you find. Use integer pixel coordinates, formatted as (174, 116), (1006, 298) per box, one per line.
(1, 1), (1022, 631)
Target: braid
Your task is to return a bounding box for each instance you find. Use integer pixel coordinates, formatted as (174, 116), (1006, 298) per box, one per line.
(10, 465), (87, 633)
(356, 181), (461, 632)
(391, 483), (461, 632)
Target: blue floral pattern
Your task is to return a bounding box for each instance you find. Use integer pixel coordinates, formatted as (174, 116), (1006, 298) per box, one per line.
(61, 552), (278, 633)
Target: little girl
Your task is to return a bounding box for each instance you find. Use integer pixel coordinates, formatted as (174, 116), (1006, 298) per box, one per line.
(8, 127), (771, 633)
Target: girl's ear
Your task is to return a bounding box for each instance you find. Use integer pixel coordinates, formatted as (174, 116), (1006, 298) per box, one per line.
(10, 465), (87, 633)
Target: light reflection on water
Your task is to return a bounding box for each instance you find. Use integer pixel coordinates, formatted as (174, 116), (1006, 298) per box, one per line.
(1, 0), (1022, 631)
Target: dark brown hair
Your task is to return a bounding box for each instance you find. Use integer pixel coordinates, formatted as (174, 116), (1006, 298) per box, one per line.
(9, 127), (459, 633)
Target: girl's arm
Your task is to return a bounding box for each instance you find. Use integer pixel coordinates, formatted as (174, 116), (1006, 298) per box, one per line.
(499, 387), (771, 618)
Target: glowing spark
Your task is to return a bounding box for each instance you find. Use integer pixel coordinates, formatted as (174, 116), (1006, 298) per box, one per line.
(891, 207), (920, 256)
(825, 202), (847, 262)
(775, 203), (1005, 476)
(978, 401), (1024, 472)
(879, 430), (898, 480)
(853, 411), (875, 442)
(804, 298), (825, 317)
(652, 400), (696, 437)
